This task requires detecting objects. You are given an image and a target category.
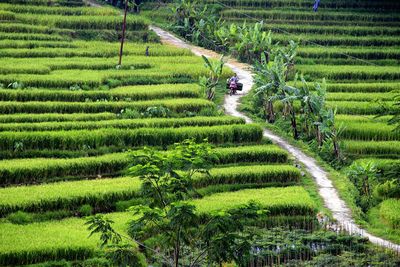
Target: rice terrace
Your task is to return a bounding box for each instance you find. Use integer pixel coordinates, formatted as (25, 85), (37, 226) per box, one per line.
(0, 0), (399, 266)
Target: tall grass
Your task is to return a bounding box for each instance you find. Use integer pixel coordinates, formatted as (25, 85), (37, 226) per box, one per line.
(0, 145), (285, 185)
(340, 122), (399, 141)
(0, 124), (264, 151)
(0, 98), (214, 114)
(0, 84), (201, 102)
(327, 83), (400, 93)
(0, 116), (244, 132)
(0, 186), (315, 265)
(0, 177), (141, 215)
(0, 113), (116, 123)
(194, 165), (300, 187)
(380, 199), (400, 229)
(343, 141), (400, 156)
(194, 186), (316, 216)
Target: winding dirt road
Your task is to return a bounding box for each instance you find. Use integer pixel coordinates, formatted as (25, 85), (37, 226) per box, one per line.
(150, 26), (400, 252)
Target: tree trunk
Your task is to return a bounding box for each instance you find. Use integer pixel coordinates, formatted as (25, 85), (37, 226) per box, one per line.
(174, 230), (180, 267)
(333, 140), (340, 159)
(118, 0), (128, 66)
(316, 126), (322, 147)
(290, 109), (299, 139)
(266, 100), (275, 123)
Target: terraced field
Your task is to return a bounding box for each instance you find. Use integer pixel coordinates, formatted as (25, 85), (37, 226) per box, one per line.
(169, 0), (400, 241)
(0, 1), (326, 265)
(212, 0), (400, 158)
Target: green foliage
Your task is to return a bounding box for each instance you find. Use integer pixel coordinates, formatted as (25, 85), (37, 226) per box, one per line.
(87, 140), (272, 265)
(142, 106), (171, 118)
(199, 55), (225, 100)
(79, 205), (93, 217)
(346, 161), (378, 211)
(7, 211), (33, 225)
(104, 243), (147, 267)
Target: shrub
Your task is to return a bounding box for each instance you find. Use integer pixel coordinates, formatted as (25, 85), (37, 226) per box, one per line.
(7, 211), (33, 225)
(82, 257), (111, 267)
(78, 204), (93, 217)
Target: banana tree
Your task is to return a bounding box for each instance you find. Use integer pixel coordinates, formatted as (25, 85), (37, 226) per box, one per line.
(319, 108), (343, 160)
(297, 76), (327, 144)
(269, 75), (300, 139)
(275, 40), (298, 80)
(199, 55), (224, 101)
(254, 54), (286, 123)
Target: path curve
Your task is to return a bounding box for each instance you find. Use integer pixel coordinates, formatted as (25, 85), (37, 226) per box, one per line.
(150, 25), (400, 252)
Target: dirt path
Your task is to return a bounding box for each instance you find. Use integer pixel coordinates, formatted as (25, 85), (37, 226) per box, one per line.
(83, 0), (102, 8)
(150, 25), (400, 252)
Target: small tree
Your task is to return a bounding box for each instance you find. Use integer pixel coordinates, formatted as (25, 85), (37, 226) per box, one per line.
(86, 139), (267, 266)
(199, 55), (225, 100)
(319, 108), (343, 161)
(254, 53), (285, 123)
(347, 161), (378, 211)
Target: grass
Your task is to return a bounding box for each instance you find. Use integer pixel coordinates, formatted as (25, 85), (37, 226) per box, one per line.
(0, 163), (301, 214)
(0, 144), (286, 185)
(194, 186), (316, 216)
(0, 113), (117, 123)
(0, 116), (244, 132)
(343, 140), (400, 157)
(0, 124), (263, 151)
(0, 186), (316, 265)
(379, 199), (400, 229)
(366, 206), (400, 245)
(0, 177), (142, 215)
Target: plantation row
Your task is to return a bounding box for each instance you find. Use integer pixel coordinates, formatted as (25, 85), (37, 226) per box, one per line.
(1, 6), (147, 31)
(0, 0), (85, 6)
(203, 0), (400, 10)
(0, 84), (200, 102)
(0, 186), (316, 266)
(0, 165), (302, 215)
(0, 144), (289, 185)
(0, 112), (117, 123)
(0, 124), (263, 151)
(0, 99), (214, 114)
(0, 116), (245, 132)
(0, 42), (192, 56)
(0, 68), (231, 89)
(221, 9), (400, 22)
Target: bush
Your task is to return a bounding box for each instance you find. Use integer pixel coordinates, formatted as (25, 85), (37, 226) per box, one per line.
(82, 257), (111, 267)
(78, 204), (93, 217)
(7, 211), (33, 224)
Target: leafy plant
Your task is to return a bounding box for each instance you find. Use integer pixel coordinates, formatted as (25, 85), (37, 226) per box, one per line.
(347, 161), (378, 211)
(86, 140), (268, 266)
(199, 55), (225, 101)
(7, 211), (33, 225)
